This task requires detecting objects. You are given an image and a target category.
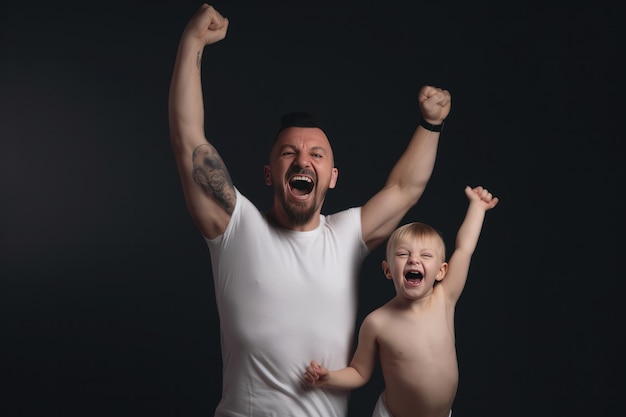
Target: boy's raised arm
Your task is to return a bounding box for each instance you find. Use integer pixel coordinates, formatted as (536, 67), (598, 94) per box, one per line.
(443, 186), (499, 303)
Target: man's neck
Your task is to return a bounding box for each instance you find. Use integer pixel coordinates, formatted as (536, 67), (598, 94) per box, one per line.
(265, 207), (320, 232)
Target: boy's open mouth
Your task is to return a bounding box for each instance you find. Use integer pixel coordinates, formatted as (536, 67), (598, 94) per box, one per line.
(405, 271), (423, 286)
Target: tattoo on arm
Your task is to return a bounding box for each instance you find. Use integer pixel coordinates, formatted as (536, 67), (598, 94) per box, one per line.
(196, 51), (202, 70)
(192, 144), (236, 214)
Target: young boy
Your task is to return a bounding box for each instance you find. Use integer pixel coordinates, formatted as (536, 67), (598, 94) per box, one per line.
(304, 185), (499, 417)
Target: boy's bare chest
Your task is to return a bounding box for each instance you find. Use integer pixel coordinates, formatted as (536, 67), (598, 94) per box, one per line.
(378, 302), (454, 360)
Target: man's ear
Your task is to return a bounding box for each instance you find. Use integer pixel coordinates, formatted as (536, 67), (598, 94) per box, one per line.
(329, 167), (339, 189)
(381, 260), (392, 280)
(436, 262), (449, 282)
(264, 165), (272, 185)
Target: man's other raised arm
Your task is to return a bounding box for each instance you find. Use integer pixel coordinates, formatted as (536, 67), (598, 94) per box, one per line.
(361, 85), (451, 250)
(168, 4), (234, 239)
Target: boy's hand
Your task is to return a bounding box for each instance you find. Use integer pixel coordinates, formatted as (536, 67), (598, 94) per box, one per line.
(304, 360), (330, 387)
(465, 185), (499, 210)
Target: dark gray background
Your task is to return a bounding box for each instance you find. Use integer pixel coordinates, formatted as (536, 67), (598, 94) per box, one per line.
(1, 1), (622, 416)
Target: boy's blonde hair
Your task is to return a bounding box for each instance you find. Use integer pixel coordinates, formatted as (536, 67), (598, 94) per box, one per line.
(385, 222), (446, 262)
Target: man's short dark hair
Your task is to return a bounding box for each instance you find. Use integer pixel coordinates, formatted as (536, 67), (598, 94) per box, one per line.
(275, 112), (325, 138)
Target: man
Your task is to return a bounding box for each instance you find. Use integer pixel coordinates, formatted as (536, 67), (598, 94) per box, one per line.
(168, 4), (451, 416)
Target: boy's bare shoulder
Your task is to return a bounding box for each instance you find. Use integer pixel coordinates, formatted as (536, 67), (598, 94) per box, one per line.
(362, 301), (396, 328)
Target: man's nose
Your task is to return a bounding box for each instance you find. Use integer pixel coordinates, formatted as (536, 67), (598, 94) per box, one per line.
(295, 152), (311, 168)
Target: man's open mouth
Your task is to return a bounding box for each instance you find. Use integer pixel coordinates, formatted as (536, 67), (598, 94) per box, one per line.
(289, 175), (314, 197)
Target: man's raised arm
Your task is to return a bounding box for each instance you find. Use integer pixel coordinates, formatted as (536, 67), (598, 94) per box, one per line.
(168, 4), (234, 239)
(361, 85), (451, 250)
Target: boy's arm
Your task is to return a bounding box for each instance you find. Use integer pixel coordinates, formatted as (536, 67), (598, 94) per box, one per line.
(304, 314), (379, 390)
(441, 186), (499, 304)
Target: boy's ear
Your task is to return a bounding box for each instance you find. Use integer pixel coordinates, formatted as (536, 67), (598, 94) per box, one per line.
(381, 260), (392, 280)
(435, 262), (449, 282)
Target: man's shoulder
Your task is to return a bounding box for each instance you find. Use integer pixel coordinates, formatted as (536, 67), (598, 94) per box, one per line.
(322, 207), (363, 234)
(324, 206), (362, 221)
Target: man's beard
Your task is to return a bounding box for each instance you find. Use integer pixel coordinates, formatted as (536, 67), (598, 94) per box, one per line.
(282, 197), (319, 226)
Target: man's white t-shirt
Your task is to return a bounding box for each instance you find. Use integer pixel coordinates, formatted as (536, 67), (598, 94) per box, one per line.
(205, 188), (369, 417)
